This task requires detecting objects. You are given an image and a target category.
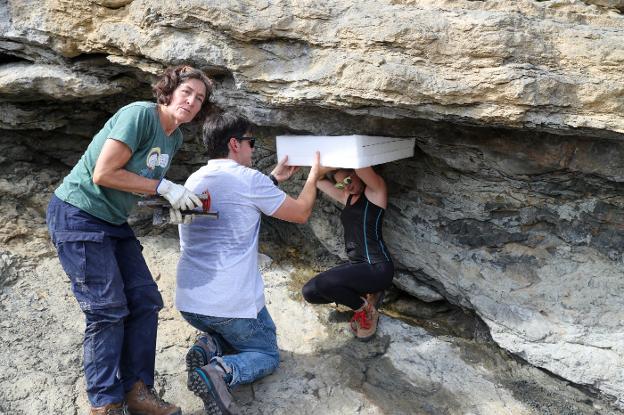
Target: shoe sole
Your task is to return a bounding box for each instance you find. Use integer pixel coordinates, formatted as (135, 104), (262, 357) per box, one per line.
(355, 333), (375, 342)
(350, 323), (377, 342)
(129, 408), (181, 415)
(186, 345), (209, 373)
(188, 368), (228, 415)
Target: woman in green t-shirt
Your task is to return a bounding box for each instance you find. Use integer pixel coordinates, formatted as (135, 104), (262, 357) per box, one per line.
(46, 65), (213, 415)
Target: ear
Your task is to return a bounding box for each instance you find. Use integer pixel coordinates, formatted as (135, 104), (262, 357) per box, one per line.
(228, 137), (240, 153)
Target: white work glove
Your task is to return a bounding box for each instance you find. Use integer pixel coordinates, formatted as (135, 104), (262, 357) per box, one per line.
(156, 179), (202, 211)
(169, 208), (183, 225)
(168, 208), (195, 225)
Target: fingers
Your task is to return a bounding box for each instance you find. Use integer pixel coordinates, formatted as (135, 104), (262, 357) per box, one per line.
(169, 209), (195, 225)
(176, 190), (202, 211)
(169, 208), (182, 224)
(187, 191), (202, 209)
(311, 151), (321, 168)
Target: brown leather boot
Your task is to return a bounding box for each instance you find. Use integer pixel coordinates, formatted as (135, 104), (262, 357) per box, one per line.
(125, 380), (181, 415)
(90, 402), (129, 415)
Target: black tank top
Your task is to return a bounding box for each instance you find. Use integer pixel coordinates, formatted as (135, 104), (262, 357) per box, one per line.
(340, 192), (391, 264)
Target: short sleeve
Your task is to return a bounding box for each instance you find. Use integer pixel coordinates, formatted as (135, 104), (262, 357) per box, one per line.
(250, 172), (287, 216)
(107, 105), (152, 153)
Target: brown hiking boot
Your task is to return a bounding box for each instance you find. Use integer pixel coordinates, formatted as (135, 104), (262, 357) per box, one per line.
(90, 402), (129, 415)
(125, 380), (181, 415)
(188, 360), (240, 415)
(350, 302), (379, 341)
(186, 333), (220, 373)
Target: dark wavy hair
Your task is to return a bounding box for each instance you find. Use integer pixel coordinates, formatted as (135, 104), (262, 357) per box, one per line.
(152, 65), (214, 122)
(202, 111), (252, 158)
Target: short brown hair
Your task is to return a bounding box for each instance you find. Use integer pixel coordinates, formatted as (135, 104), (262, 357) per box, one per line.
(152, 65), (214, 122)
(202, 111), (252, 159)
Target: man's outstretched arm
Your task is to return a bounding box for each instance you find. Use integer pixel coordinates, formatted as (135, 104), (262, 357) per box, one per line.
(272, 152), (330, 224)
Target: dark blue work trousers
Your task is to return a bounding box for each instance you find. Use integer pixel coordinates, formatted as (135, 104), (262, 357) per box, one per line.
(46, 195), (163, 407)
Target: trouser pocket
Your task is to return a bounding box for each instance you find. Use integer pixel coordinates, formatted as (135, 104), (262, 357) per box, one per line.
(54, 230), (125, 310)
(54, 231), (106, 284)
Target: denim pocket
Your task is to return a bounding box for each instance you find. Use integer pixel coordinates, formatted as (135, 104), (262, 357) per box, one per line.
(55, 231), (106, 285)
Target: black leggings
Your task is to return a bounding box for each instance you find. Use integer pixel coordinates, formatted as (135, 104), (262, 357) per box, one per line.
(302, 261), (394, 310)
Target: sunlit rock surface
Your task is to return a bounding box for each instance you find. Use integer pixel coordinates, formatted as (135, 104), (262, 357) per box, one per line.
(1, 0), (624, 409)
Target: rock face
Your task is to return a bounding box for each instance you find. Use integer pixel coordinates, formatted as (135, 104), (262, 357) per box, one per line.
(0, 237), (614, 414)
(2, 0), (624, 409)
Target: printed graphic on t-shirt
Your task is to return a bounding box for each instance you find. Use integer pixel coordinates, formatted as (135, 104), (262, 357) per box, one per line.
(140, 147), (170, 178)
(146, 147), (170, 169)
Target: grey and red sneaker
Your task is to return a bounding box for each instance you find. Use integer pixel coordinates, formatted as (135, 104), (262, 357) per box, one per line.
(350, 302), (379, 341)
(186, 333), (221, 373)
(188, 360), (239, 415)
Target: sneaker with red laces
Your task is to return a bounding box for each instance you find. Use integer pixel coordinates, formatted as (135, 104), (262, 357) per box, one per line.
(350, 302), (379, 341)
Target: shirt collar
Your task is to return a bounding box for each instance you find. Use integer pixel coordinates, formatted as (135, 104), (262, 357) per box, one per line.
(207, 158), (239, 167)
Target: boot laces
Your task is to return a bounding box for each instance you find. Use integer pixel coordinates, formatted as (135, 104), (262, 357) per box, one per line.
(105, 405), (129, 415)
(144, 387), (171, 408)
(351, 308), (372, 330)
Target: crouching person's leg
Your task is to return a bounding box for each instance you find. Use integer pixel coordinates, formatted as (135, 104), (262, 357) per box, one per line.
(221, 306), (280, 386)
(187, 307), (279, 415)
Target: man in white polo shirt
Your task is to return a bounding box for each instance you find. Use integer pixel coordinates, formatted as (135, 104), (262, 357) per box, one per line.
(176, 112), (328, 414)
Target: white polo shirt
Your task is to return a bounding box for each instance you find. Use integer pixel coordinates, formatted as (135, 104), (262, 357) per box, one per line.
(175, 159), (286, 318)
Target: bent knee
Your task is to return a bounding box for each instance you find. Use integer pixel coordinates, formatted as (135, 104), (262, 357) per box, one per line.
(301, 282), (317, 302)
(265, 351), (280, 374)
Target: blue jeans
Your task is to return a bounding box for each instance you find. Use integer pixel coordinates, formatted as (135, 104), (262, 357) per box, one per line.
(181, 307), (280, 387)
(46, 195), (163, 407)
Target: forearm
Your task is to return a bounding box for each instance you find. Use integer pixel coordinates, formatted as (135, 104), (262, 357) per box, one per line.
(295, 174), (319, 219)
(93, 168), (159, 195)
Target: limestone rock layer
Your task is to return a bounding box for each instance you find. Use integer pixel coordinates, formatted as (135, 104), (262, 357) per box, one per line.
(1, 0), (624, 409)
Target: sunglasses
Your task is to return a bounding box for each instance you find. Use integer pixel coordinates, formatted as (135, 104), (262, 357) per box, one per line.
(234, 136), (256, 149)
(334, 176), (352, 189)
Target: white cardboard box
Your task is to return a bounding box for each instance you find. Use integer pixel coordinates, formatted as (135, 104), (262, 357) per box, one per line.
(275, 135), (415, 168)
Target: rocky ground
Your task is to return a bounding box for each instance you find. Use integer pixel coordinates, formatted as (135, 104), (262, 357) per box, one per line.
(0, 230), (621, 415)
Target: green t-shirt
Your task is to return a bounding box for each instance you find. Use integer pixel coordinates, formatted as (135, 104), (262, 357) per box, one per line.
(55, 101), (183, 225)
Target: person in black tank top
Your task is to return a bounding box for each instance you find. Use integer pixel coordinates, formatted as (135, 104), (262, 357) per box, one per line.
(302, 167), (394, 340)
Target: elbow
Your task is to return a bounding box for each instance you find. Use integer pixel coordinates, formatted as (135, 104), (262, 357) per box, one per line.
(295, 208), (312, 224)
(92, 167), (110, 187)
(92, 170), (104, 186)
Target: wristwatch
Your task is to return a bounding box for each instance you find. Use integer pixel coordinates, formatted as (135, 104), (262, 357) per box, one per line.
(269, 174), (278, 186)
